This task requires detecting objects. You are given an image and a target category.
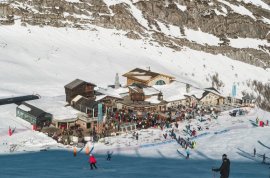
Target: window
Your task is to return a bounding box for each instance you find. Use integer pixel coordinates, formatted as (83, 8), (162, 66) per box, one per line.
(155, 80), (166, 85)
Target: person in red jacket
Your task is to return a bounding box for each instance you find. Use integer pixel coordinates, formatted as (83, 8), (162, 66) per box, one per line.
(8, 126), (12, 136)
(89, 154), (97, 170)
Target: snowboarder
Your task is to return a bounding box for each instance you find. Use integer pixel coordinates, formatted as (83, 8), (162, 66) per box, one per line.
(89, 154), (97, 170)
(262, 154), (266, 164)
(212, 154), (230, 178)
(107, 151), (113, 161)
(253, 148), (256, 157)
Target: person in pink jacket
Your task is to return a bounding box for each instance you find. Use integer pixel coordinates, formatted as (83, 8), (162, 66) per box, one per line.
(89, 154), (97, 170)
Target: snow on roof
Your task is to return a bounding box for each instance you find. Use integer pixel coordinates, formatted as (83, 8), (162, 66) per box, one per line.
(145, 96), (161, 104)
(128, 86), (140, 92)
(123, 68), (174, 82)
(114, 87), (129, 94)
(26, 96), (79, 121)
(95, 95), (107, 101)
(96, 87), (122, 99)
(71, 95), (83, 103)
(153, 81), (206, 102)
(18, 104), (31, 112)
(143, 87), (160, 96)
(135, 75), (152, 81)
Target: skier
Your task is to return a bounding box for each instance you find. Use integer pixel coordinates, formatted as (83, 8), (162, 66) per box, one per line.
(163, 133), (167, 139)
(107, 151), (113, 161)
(192, 129), (196, 137)
(8, 126), (12, 136)
(256, 117), (259, 124)
(73, 147), (77, 157)
(85, 146), (90, 155)
(177, 136), (181, 144)
(253, 148), (256, 157)
(186, 149), (190, 159)
(262, 154), (266, 164)
(89, 154), (97, 170)
(212, 154), (230, 178)
(136, 132), (139, 140)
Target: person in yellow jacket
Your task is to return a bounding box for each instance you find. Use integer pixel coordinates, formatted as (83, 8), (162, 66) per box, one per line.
(85, 146), (90, 155)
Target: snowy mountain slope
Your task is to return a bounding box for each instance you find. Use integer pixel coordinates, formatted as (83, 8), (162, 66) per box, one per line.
(0, 21), (269, 99)
(0, 0), (269, 68)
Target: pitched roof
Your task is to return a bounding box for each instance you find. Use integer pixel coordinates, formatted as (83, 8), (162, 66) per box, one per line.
(18, 102), (50, 118)
(242, 94), (256, 100)
(123, 68), (174, 83)
(64, 79), (96, 90)
(200, 87), (224, 100)
(76, 97), (98, 109)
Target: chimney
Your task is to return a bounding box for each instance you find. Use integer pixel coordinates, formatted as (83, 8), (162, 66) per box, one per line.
(186, 84), (190, 93)
(115, 73), (120, 89)
(158, 92), (163, 100)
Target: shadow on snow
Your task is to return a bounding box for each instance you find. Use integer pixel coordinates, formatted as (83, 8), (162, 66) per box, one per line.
(0, 150), (269, 178)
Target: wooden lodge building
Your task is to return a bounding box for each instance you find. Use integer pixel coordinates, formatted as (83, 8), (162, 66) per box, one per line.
(116, 83), (167, 114)
(123, 68), (175, 86)
(242, 94), (256, 107)
(199, 88), (225, 106)
(16, 102), (52, 129)
(64, 79), (96, 104)
(71, 95), (99, 117)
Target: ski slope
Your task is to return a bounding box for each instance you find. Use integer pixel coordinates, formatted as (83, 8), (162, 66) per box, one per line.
(0, 150), (269, 178)
(1, 103), (270, 177)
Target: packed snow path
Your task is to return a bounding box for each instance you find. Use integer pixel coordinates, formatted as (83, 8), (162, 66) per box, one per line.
(0, 150), (269, 178)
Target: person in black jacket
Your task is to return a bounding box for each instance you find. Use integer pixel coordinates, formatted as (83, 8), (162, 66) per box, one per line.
(212, 154), (230, 178)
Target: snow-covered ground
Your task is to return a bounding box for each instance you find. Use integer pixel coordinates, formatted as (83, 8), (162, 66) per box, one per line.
(0, 13), (270, 177)
(0, 105), (270, 177)
(0, 21), (269, 99)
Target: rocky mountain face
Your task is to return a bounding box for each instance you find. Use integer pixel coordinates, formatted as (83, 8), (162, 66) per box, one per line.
(0, 0), (269, 67)
(0, 0), (270, 110)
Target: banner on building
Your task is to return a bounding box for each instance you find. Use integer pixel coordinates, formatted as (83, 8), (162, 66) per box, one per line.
(98, 103), (103, 122)
(232, 84), (237, 97)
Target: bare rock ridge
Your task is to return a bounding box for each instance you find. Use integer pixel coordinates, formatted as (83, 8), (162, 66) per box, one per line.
(0, 0), (269, 68)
